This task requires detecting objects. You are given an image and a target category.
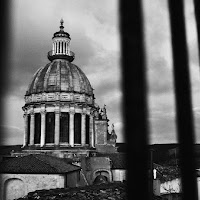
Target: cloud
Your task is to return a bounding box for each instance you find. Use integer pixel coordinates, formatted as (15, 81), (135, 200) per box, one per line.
(147, 57), (174, 95)
(0, 125), (23, 145)
(149, 113), (177, 144)
(3, 0), (123, 146)
(2, 95), (24, 131)
(8, 0), (199, 146)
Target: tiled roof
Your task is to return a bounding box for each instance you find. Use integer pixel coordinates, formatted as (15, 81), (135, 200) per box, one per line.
(0, 154), (81, 174)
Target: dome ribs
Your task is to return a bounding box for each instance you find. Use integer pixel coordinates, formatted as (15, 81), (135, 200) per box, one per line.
(25, 60), (94, 98)
(70, 64), (81, 92)
(56, 61), (61, 91)
(33, 67), (45, 93)
(73, 64), (85, 93)
(77, 66), (93, 95)
(44, 63), (54, 92)
(60, 62), (69, 91)
(26, 67), (42, 95)
(67, 62), (74, 92)
(37, 64), (50, 92)
(47, 61), (58, 92)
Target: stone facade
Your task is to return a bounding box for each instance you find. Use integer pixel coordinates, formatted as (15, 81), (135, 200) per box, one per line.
(3, 19), (122, 199)
(20, 20), (114, 152)
(0, 174), (65, 200)
(81, 156), (112, 185)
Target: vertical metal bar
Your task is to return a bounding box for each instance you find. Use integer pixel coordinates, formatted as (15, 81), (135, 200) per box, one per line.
(0, 1), (11, 122)
(168, 1), (198, 199)
(193, 0), (200, 61)
(119, 1), (149, 200)
(0, 0), (11, 192)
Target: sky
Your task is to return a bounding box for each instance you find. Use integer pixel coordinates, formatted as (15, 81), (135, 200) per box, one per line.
(1, 0), (200, 145)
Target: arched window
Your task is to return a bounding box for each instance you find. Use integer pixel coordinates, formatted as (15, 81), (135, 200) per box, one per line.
(34, 113), (41, 144)
(45, 112), (55, 143)
(74, 113), (81, 144)
(60, 112), (69, 143)
(86, 115), (90, 144)
(4, 178), (25, 200)
(27, 115), (30, 144)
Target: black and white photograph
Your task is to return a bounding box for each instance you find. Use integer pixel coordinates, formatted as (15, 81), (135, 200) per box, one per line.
(0, 0), (200, 199)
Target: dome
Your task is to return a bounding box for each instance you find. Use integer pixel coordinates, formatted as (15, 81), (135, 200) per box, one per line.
(22, 20), (110, 150)
(26, 59), (93, 96)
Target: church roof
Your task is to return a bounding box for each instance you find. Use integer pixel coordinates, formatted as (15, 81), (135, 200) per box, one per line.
(26, 59), (93, 96)
(0, 154), (81, 174)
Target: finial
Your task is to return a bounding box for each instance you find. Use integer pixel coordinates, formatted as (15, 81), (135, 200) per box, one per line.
(60, 18), (64, 26)
(112, 123), (115, 130)
(60, 18), (64, 31)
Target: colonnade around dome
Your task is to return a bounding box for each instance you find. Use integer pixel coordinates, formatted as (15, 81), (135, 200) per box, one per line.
(23, 104), (95, 148)
(21, 20), (112, 153)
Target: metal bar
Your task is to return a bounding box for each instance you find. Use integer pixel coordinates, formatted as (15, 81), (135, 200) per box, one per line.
(168, 0), (198, 199)
(193, 0), (200, 61)
(119, 1), (150, 199)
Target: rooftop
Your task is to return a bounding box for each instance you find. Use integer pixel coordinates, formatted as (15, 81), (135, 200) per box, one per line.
(0, 154), (80, 174)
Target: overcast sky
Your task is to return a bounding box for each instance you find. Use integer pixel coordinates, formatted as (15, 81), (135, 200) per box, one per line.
(1, 0), (200, 145)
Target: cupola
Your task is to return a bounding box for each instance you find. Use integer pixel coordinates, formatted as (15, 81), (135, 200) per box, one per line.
(47, 19), (75, 62)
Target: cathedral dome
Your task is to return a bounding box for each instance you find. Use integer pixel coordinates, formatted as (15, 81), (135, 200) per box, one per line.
(26, 59), (93, 96)
(22, 20), (101, 149)
(24, 20), (94, 106)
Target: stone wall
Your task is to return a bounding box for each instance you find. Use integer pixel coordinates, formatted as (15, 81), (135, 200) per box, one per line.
(95, 120), (108, 145)
(112, 169), (126, 182)
(81, 156), (112, 185)
(0, 173), (65, 200)
(67, 171), (80, 187)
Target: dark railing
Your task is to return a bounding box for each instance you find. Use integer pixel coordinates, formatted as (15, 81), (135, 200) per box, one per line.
(120, 0), (199, 200)
(47, 50), (75, 62)
(0, 1), (199, 200)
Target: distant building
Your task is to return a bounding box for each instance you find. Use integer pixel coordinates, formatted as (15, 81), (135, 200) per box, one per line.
(0, 154), (81, 200)
(19, 19), (117, 156)
(0, 20), (124, 199)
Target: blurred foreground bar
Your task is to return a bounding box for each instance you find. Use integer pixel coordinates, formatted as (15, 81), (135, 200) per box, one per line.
(119, 1), (150, 199)
(168, 0), (197, 200)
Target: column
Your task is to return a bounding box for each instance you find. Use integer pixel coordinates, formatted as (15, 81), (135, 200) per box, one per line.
(52, 42), (54, 55)
(55, 42), (57, 54)
(69, 111), (75, 147)
(89, 115), (94, 147)
(66, 43), (69, 55)
(53, 42), (56, 55)
(23, 114), (28, 146)
(55, 110), (60, 145)
(81, 113), (86, 146)
(30, 112), (35, 145)
(40, 111), (46, 147)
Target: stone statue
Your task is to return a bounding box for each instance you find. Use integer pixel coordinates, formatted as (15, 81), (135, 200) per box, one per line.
(101, 104), (107, 119)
